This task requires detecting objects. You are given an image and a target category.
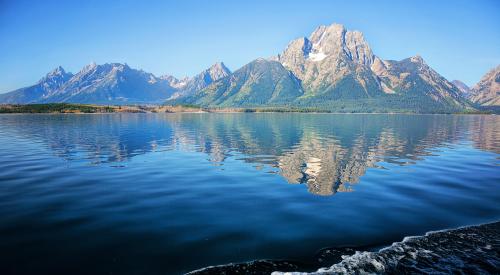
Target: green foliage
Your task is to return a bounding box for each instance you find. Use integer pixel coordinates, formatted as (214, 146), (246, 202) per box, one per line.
(0, 103), (116, 113)
(177, 104), (201, 108)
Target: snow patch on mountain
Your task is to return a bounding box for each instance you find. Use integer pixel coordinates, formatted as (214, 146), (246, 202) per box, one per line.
(308, 51), (327, 62)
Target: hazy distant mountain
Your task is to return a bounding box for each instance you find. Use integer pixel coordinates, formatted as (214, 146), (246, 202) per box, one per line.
(45, 63), (178, 104)
(0, 66), (73, 104)
(0, 62), (232, 105)
(173, 23), (471, 113)
(0, 63), (178, 104)
(469, 65), (500, 106)
(452, 80), (471, 97)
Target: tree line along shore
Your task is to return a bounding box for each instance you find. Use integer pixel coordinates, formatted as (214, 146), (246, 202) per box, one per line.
(0, 103), (497, 114)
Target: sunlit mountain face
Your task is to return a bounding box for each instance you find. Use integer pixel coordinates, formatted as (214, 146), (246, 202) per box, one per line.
(1, 113), (498, 196)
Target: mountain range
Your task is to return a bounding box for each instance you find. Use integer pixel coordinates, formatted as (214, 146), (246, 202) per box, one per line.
(1, 23), (498, 113)
(0, 61), (230, 105)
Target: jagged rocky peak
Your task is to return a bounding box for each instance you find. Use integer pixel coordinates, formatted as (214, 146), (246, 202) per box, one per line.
(309, 23), (374, 64)
(166, 62), (231, 100)
(474, 65), (500, 89)
(309, 23), (346, 51)
(60, 62), (159, 96)
(106, 63), (131, 73)
(385, 55), (430, 74)
(81, 61), (98, 72)
(206, 61), (231, 81)
(275, 23), (383, 97)
(38, 66), (73, 90)
(79, 62), (129, 73)
(40, 66), (72, 81)
(192, 61), (231, 87)
(161, 74), (180, 84)
(279, 37), (311, 66)
(410, 54), (425, 65)
(279, 23), (375, 66)
(73, 63), (133, 81)
(161, 75), (189, 88)
(470, 65), (500, 106)
(46, 66), (67, 77)
(344, 30), (375, 66)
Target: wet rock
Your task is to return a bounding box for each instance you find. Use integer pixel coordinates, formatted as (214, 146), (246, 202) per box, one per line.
(273, 221), (500, 274)
(315, 247), (357, 266)
(186, 259), (310, 275)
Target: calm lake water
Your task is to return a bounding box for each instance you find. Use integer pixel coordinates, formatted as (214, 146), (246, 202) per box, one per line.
(0, 113), (499, 274)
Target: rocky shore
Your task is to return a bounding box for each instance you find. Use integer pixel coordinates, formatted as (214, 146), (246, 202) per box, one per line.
(188, 221), (500, 274)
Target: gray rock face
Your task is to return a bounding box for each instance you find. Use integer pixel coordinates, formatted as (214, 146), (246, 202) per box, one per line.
(275, 23), (468, 111)
(173, 23), (470, 112)
(377, 56), (467, 108)
(169, 62), (231, 99)
(277, 23), (381, 97)
(452, 80), (471, 97)
(470, 65), (500, 106)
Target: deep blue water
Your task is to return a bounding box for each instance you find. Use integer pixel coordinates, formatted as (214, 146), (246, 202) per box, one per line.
(0, 113), (499, 274)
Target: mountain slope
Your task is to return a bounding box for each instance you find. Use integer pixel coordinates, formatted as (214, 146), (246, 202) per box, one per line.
(173, 23), (471, 113)
(0, 67), (73, 104)
(0, 63), (177, 104)
(170, 59), (303, 107)
(277, 24), (384, 99)
(374, 56), (468, 109)
(0, 62), (232, 104)
(168, 62), (231, 99)
(469, 65), (500, 106)
(0, 23), (481, 112)
(452, 80), (471, 97)
(44, 63), (176, 104)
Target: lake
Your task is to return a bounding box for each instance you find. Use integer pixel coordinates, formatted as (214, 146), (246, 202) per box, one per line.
(0, 113), (499, 274)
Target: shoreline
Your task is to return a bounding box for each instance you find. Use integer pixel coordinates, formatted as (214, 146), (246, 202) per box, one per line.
(187, 220), (500, 274)
(1, 112), (496, 116)
(0, 103), (497, 115)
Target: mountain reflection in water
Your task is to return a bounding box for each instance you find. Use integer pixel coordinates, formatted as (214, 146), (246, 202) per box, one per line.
(1, 113), (498, 196)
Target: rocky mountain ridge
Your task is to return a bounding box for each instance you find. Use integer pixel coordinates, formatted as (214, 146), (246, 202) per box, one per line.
(1, 23), (498, 112)
(468, 65), (500, 106)
(0, 62), (229, 104)
(174, 23), (476, 112)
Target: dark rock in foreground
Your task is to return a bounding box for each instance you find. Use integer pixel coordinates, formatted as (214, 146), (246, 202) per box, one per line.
(186, 259), (310, 275)
(275, 221), (500, 274)
(188, 221), (500, 274)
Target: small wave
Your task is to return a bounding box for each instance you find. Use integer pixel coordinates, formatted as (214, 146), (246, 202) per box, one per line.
(187, 221), (500, 274)
(273, 221), (500, 274)
(186, 259), (310, 275)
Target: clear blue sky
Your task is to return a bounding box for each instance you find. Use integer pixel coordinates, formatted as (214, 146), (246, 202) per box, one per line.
(0, 0), (499, 93)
